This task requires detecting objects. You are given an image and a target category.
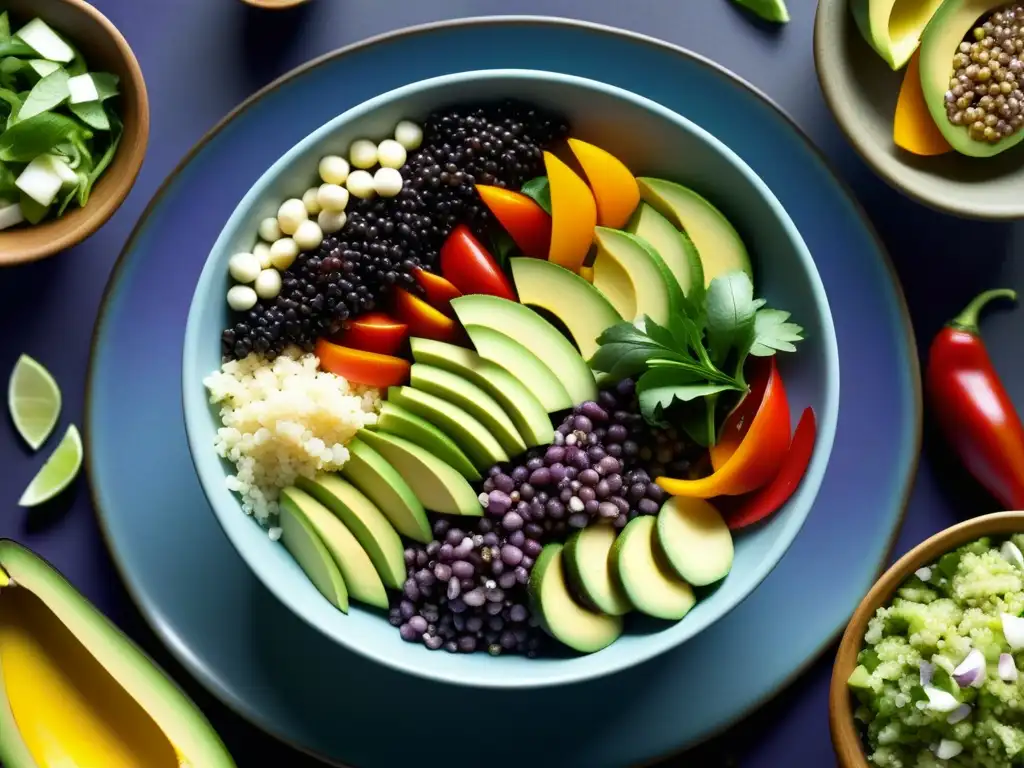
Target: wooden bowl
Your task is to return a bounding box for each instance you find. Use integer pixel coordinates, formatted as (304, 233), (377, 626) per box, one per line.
(830, 511), (1024, 766)
(0, 0), (149, 266)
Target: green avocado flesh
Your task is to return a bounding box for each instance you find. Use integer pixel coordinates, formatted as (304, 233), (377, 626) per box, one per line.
(355, 428), (482, 517)
(508, 257), (622, 361)
(611, 515), (696, 620)
(408, 338), (553, 447)
(852, 0), (945, 70)
(592, 227), (676, 327)
(920, 0), (1024, 156)
(530, 543), (624, 653)
(0, 540), (236, 768)
(410, 363), (527, 457)
(627, 202), (705, 304)
(387, 385), (508, 469)
(452, 294), (598, 407)
(375, 400), (480, 481)
(278, 490), (349, 612)
(655, 497), (734, 587)
(637, 178), (752, 287)
(563, 524), (632, 616)
(280, 487), (389, 609)
(295, 474), (407, 590)
(460, 324), (573, 413)
(339, 438), (431, 543)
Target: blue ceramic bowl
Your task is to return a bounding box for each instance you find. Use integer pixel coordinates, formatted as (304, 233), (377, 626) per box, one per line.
(183, 70), (840, 688)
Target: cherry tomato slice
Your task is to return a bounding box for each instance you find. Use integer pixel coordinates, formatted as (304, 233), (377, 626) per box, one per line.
(439, 225), (516, 301)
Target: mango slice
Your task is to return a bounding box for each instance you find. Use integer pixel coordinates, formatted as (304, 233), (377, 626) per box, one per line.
(894, 50), (952, 156)
(568, 138), (640, 229)
(544, 152), (597, 273)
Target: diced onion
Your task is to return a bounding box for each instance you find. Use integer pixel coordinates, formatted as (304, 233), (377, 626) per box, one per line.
(1002, 613), (1024, 650)
(1000, 653), (1019, 682)
(923, 686), (961, 713)
(920, 660), (934, 687)
(947, 703), (972, 724)
(935, 740), (963, 760)
(952, 648), (986, 688)
(1003, 541), (1024, 569)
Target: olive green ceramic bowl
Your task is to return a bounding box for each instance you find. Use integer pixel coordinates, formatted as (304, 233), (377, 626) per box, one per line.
(830, 511), (1024, 766)
(815, 0), (1024, 220)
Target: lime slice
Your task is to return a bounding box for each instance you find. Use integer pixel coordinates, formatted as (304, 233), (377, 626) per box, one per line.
(8, 354), (62, 451)
(19, 424), (82, 507)
(731, 0), (789, 23)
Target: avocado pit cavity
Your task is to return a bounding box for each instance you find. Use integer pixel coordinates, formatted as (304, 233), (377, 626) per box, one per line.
(946, 4), (1024, 143)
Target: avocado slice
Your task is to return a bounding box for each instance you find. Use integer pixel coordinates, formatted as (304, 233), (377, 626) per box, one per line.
(409, 338), (554, 447)
(563, 524), (632, 616)
(627, 202), (705, 304)
(919, 0), (1024, 157)
(375, 400), (480, 481)
(852, 0), (945, 70)
(592, 227), (677, 327)
(339, 438), (431, 543)
(356, 428), (483, 517)
(280, 487), (389, 609)
(460, 324), (573, 413)
(529, 543), (624, 653)
(655, 497), (734, 587)
(610, 515), (696, 620)
(387, 385), (508, 470)
(0, 540), (236, 768)
(452, 294), (598, 407)
(508, 257), (622, 361)
(637, 177), (752, 287)
(278, 491), (349, 612)
(410, 363), (527, 457)
(295, 474), (406, 590)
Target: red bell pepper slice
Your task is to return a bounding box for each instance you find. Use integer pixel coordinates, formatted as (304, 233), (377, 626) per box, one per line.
(413, 268), (462, 317)
(391, 287), (461, 343)
(657, 357), (791, 498)
(439, 225), (517, 301)
(475, 185), (552, 260)
(718, 407), (817, 531)
(333, 312), (408, 356)
(315, 339), (410, 388)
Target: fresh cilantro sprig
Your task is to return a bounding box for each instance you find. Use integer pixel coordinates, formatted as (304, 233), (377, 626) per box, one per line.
(588, 270), (804, 446)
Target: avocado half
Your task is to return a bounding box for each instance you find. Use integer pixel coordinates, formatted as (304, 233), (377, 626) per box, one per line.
(920, 0), (1024, 157)
(0, 540), (235, 767)
(852, 0), (946, 69)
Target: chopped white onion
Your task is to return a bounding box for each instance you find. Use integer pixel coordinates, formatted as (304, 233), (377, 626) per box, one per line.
(376, 139), (407, 169)
(935, 740), (963, 760)
(346, 170), (376, 199)
(394, 120), (423, 150)
(317, 210), (347, 234)
(253, 241), (272, 269)
(1002, 613), (1024, 650)
(947, 703), (972, 724)
(269, 238), (298, 270)
(373, 167), (404, 198)
(257, 217), (281, 242)
(1003, 541), (1024, 569)
(226, 285), (257, 312)
(923, 686), (961, 713)
(1000, 652), (1019, 681)
(301, 187), (322, 215)
(254, 268), (282, 300)
(277, 198), (307, 236)
(920, 660), (934, 687)
(317, 183), (349, 213)
(915, 566), (933, 582)
(228, 252), (261, 284)
(953, 649), (986, 688)
(348, 139), (378, 169)
(318, 155), (349, 185)
(293, 220), (323, 252)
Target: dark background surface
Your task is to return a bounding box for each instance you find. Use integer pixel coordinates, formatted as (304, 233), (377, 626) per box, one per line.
(0, 0), (1013, 765)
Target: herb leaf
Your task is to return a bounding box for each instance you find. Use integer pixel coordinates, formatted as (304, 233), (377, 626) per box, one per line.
(704, 271), (759, 364)
(89, 72), (119, 101)
(0, 111), (82, 161)
(0, 12), (10, 41)
(18, 67), (69, 121)
(750, 308), (805, 356)
(69, 100), (108, 131)
(520, 176), (552, 214)
(0, 40), (35, 58)
(77, 112), (121, 206)
(0, 161), (15, 200)
(637, 368), (738, 421)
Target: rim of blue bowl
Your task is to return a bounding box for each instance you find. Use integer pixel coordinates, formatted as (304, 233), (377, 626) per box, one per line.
(179, 66), (840, 689)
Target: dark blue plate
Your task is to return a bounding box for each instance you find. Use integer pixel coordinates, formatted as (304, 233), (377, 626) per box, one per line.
(86, 17), (920, 767)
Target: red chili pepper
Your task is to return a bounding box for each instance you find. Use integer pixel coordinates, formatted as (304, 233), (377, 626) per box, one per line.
(926, 288), (1024, 509)
(332, 312), (408, 356)
(439, 225), (517, 301)
(719, 407), (817, 531)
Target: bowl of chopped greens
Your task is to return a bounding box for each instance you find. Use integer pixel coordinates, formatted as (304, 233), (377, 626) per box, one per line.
(832, 511), (1024, 767)
(0, 0), (148, 266)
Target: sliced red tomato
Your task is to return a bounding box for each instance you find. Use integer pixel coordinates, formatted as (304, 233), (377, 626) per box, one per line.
(413, 268), (462, 316)
(475, 185), (552, 259)
(391, 287), (461, 342)
(333, 312), (408, 356)
(315, 339), (410, 388)
(439, 225), (516, 301)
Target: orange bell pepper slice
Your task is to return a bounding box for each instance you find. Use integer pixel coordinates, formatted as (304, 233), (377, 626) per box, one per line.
(567, 138), (640, 229)
(391, 287), (461, 343)
(333, 312), (408, 356)
(315, 339), (410, 388)
(657, 357), (791, 498)
(544, 152), (596, 273)
(476, 185), (552, 259)
(413, 268), (462, 317)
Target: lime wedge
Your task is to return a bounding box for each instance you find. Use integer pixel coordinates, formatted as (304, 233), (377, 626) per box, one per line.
(731, 0), (789, 23)
(19, 424), (82, 507)
(8, 354), (62, 451)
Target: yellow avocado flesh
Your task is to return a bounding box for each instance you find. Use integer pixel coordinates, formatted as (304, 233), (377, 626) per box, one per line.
(919, 0), (1024, 156)
(853, 0), (945, 70)
(0, 541), (235, 768)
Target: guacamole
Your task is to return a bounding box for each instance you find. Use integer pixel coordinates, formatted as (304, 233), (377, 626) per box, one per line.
(849, 536), (1024, 767)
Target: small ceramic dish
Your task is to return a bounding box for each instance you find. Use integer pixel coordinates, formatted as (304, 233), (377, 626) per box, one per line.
(815, 0), (1024, 220)
(830, 510), (1024, 767)
(0, 0), (149, 267)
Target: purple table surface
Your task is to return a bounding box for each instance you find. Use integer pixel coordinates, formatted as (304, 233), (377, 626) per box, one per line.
(0, 0), (1011, 766)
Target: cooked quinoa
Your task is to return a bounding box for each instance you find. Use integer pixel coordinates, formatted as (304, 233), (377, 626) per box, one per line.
(203, 346), (380, 523)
